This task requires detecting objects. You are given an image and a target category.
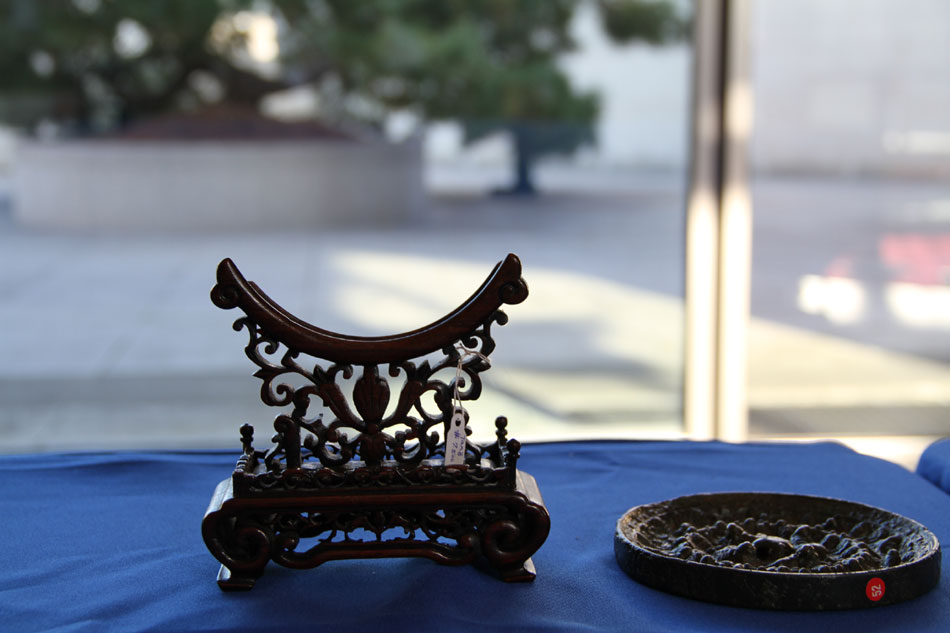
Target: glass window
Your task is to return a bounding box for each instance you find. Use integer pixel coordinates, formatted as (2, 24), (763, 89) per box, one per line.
(747, 0), (950, 466)
(0, 1), (694, 452)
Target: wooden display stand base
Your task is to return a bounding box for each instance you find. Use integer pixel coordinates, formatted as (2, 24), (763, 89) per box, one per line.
(201, 254), (550, 590)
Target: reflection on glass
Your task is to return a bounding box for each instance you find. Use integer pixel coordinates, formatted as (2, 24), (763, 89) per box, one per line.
(747, 0), (950, 464)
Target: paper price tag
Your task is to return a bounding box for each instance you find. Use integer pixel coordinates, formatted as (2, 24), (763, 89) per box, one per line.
(444, 409), (467, 466)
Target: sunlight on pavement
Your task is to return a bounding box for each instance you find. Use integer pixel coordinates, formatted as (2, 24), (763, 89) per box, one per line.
(749, 319), (950, 408)
(331, 250), (683, 370)
(330, 250), (684, 439)
(330, 249), (950, 449)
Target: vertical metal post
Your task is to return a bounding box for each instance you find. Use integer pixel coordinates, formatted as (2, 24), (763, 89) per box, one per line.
(684, 0), (753, 441)
(716, 0), (753, 442)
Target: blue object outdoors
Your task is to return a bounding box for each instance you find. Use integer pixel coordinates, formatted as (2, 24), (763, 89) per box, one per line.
(917, 438), (950, 494)
(2, 440), (948, 632)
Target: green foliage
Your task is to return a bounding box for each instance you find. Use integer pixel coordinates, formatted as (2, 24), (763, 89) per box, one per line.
(0, 0), (687, 185)
(0, 0), (233, 132)
(597, 0), (690, 44)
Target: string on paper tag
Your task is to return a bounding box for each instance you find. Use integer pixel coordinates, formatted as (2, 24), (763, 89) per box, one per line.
(444, 344), (490, 466)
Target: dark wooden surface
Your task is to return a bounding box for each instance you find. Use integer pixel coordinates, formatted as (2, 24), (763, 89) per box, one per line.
(210, 254), (528, 365)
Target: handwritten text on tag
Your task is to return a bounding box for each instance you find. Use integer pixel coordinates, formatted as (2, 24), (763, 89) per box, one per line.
(445, 409), (467, 465)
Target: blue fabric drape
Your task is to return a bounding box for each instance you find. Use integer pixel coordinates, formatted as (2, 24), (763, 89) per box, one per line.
(918, 437), (950, 494)
(1, 441), (947, 632)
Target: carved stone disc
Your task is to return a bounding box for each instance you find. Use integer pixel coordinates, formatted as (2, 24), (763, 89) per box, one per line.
(615, 492), (941, 610)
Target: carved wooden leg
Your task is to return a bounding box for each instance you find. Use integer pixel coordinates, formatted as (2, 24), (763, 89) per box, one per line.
(202, 496), (274, 592)
(480, 500), (549, 582)
(498, 557), (537, 583)
(216, 564), (265, 591)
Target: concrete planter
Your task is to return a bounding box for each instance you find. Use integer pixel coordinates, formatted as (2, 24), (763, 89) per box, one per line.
(11, 137), (423, 231)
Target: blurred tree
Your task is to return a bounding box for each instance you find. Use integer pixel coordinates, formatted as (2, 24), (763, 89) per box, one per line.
(0, 0), (687, 193)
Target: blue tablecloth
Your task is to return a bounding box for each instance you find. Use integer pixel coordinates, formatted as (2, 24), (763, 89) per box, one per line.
(2, 440), (947, 632)
(918, 438), (950, 494)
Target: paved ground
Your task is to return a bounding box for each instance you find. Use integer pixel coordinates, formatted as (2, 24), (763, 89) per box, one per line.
(746, 174), (950, 467)
(0, 169), (687, 453)
(1, 166), (947, 468)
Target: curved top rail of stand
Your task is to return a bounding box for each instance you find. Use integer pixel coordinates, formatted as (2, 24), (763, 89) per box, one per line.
(211, 254), (528, 365)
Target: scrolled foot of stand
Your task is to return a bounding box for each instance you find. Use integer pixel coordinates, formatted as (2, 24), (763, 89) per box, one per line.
(216, 565), (262, 591)
(498, 557), (537, 583)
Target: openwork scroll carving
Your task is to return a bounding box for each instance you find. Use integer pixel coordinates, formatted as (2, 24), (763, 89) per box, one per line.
(202, 254), (549, 590)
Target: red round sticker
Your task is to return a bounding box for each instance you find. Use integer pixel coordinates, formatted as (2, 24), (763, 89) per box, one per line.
(866, 577), (885, 602)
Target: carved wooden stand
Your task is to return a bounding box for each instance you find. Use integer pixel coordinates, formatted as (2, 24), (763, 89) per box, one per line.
(202, 254), (550, 590)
